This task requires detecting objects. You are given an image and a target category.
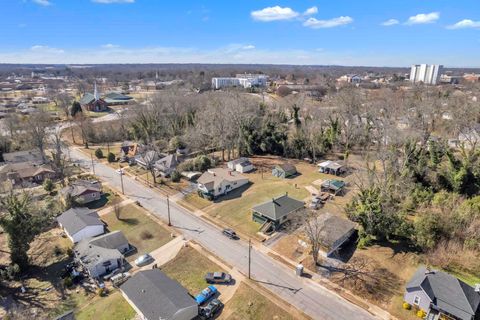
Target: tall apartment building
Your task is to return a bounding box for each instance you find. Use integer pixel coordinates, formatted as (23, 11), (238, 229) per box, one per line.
(211, 74), (268, 89)
(410, 64), (443, 85)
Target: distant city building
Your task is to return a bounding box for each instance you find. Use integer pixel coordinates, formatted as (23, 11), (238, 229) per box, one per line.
(410, 64), (443, 85)
(211, 74), (267, 89)
(336, 74), (362, 84)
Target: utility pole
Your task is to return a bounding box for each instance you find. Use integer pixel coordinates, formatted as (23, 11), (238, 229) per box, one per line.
(167, 194), (171, 226)
(90, 151), (95, 174)
(119, 164), (125, 195)
(248, 238), (252, 279)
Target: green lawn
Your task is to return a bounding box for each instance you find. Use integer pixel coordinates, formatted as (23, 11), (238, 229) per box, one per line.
(205, 162), (332, 238)
(51, 286), (134, 320)
(178, 193), (212, 210)
(162, 246), (224, 294)
(223, 283), (296, 320)
(446, 268), (480, 287)
(75, 290), (135, 320)
(102, 204), (172, 260)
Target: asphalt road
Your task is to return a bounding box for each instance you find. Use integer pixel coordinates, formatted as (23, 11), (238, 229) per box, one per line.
(69, 148), (378, 320)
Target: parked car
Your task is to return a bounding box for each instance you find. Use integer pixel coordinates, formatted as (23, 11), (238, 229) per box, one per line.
(222, 228), (238, 239)
(111, 272), (131, 287)
(195, 285), (218, 305)
(200, 298), (224, 319)
(134, 253), (154, 267)
(309, 197), (322, 209)
(205, 272), (232, 284)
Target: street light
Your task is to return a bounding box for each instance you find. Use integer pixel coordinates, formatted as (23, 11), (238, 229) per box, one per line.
(118, 165), (125, 195)
(90, 151), (95, 174)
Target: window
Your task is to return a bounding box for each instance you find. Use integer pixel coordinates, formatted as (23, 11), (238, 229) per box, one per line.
(91, 193), (97, 198)
(413, 296), (420, 305)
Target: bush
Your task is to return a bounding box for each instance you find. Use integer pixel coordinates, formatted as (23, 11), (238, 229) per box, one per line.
(97, 287), (105, 296)
(43, 178), (54, 193)
(416, 310), (426, 318)
(66, 248), (73, 257)
(276, 85), (292, 97)
(169, 136), (186, 150)
(140, 230), (153, 240)
(107, 152), (115, 163)
(178, 155), (212, 172)
(402, 302), (412, 310)
(0, 264), (20, 280)
(95, 148), (103, 159)
(357, 231), (373, 249)
(63, 276), (73, 288)
(170, 170), (181, 182)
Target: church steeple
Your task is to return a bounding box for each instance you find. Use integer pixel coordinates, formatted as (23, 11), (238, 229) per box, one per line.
(94, 81), (99, 101)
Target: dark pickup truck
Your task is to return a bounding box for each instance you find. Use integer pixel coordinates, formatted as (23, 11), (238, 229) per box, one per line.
(205, 272), (232, 284)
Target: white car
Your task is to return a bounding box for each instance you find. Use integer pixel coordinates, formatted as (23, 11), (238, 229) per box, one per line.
(134, 254), (154, 267)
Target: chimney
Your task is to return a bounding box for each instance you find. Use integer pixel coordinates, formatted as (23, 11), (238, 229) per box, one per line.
(285, 191), (288, 196)
(475, 284), (480, 293)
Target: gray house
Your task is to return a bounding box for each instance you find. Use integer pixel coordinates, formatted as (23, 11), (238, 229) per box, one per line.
(314, 212), (356, 257)
(404, 266), (480, 320)
(252, 193), (304, 231)
(74, 231), (130, 278)
(154, 154), (179, 177)
(57, 207), (105, 243)
(60, 179), (102, 205)
(272, 163), (297, 178)
(121, 269), (198, 320)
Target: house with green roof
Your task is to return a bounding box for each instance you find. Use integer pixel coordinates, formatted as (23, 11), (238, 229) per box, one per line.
(252, 193), (304, 231)
(321, 179), (346, 195)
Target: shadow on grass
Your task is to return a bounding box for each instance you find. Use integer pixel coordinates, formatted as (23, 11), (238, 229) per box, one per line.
(212, 182), (252, 203)
(85, 193), (111, 210)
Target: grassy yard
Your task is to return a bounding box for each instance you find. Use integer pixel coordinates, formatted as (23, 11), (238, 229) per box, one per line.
(162, 246), (224, 294)
(221, 282), (297, 320)
(204, 158), (335, 238)
(178, 193), (212, 210)
(75, 290), (135, 320)
(84, 186), (122, 210)
(101, 204), (172, 260)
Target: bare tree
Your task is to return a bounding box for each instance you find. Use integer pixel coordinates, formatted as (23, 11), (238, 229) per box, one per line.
(24, 110), (52, 162)
(303, 210), (323, 266)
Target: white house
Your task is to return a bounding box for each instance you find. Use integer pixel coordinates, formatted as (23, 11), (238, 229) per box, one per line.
(197, 168), (249, 198)
(57, 208), (105, 243)
(227, 157), (255, 173)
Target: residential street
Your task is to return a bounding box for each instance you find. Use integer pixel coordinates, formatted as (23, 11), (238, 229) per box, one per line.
(69, 148), (378, 320)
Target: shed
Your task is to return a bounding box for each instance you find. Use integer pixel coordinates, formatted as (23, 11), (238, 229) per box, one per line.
(320, 179), (346, 195)
(272, 163), (297, 178)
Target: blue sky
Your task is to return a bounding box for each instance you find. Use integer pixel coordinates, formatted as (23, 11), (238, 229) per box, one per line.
(1, 0), (479, 66)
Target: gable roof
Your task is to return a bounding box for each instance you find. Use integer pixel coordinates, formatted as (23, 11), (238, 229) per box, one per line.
(103, 92), (133, 101)
(314, 212), (356, 251)
(252, 194), (304, 221)
(79, 93), (95, 106)
(2, 149), (44, 164)
(406, 266), (480, 320)
(61, 180), (102, 198)
(197, 168), (247, 191)
(275, 163), (297, 174)
(57, 207), (103, 236)
(74, 232), (126, 270)
(88, 230), (128, 250)
(154, 154), (178, 171)
(121, 269), (197, 320)
(321, 179), (345, 191)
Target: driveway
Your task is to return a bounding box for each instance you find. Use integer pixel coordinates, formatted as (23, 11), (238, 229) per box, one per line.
(69, 147), (379, 320)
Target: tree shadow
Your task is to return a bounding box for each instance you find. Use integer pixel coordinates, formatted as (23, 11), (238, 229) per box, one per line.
(84, 194), (110, 209)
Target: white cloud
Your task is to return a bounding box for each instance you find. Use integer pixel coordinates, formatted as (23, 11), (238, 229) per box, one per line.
(30, 45), (64, 54)
(92, 0), (134, 3)
(304, 6), (318, 16)
(405, 12), (440, 25)
(242, 45), (255, 50)
(382, 19), (399, 26)
(303, 16), (353, 29)
(32, 0), (51, 6)
(101, 44), (120, 49)
(447, 19), (480, 29)
(251, 6), (299, 22)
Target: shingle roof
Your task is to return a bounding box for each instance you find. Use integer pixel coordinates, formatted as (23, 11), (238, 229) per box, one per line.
(2, 149), (44, 164)
(276, 163), (297, 174)
(154, 154), (178, 172)
(406, 266), (480, 320)
(103, 92), (133, 101)
(197, 168), (247, 192)
(79, 93), (95, 106)
(121, 269), (197, 320)
(74, 232), (126, 271)
(57, 208), (103, 236)
(61, 180), (102, 198)
(252, 194), (304, 221)
(313, 212), (356, 251)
